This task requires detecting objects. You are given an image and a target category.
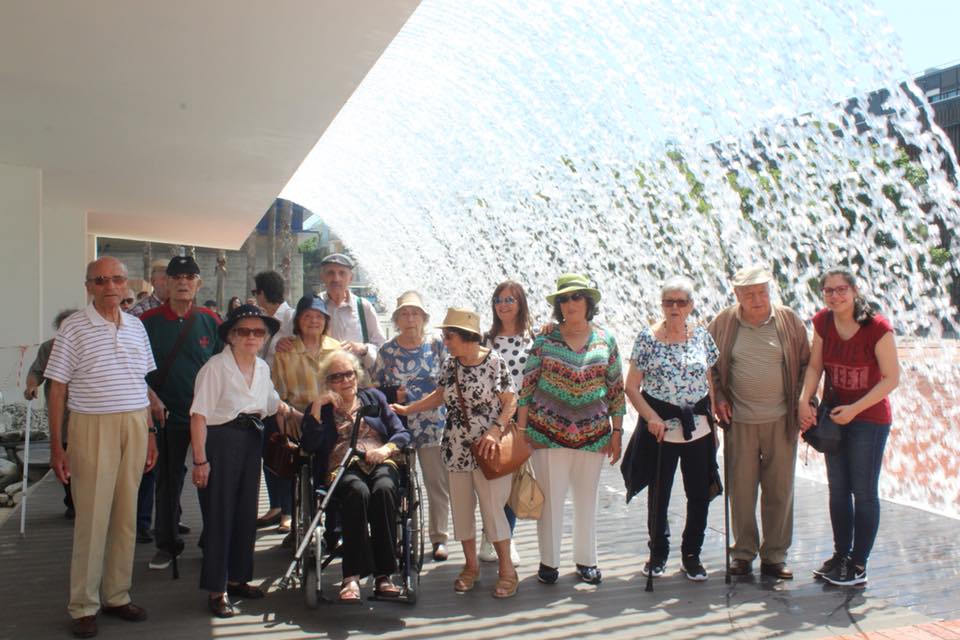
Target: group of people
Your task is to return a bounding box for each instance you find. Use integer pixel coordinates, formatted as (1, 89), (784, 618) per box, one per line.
(35, 251), (899, 638)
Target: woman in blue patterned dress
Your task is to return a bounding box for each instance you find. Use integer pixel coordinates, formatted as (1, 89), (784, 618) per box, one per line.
(373, 290), (451, 561)
(624, 275), (719, 582)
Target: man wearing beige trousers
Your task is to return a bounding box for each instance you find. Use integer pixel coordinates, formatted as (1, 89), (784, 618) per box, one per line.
(45, 256), (158, 638)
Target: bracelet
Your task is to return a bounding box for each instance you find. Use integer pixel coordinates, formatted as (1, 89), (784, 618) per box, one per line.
(611, 428), (623, 433)
(193, 460), (209, 467)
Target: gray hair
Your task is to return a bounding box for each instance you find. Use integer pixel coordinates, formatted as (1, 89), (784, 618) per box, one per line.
(53, 309), (78, 330)
(318, 349), (368, 391)
(661, 275), (695, 301)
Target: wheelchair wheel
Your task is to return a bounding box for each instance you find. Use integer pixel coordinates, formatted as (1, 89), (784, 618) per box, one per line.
(295, 463), (313, 553)
(303, 553), (319, 609)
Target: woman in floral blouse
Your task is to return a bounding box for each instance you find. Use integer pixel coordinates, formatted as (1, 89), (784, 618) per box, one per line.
(374, 290), (451, 561)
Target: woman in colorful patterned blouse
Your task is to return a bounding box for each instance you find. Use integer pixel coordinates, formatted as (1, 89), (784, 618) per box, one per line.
(798, 267), (899, 587)
(624, 275), (719, 582)
(393, 308), (519, 598)
(517, 273), (625, 586)
(373, 290), (451, 562)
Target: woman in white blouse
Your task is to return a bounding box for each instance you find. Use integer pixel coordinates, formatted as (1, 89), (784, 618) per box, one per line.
(190, 305), (290, 618)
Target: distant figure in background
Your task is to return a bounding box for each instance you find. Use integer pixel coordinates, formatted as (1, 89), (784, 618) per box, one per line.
(120, 289), (136, 312)
(24, 308), (79, 519)
(136, 291), (151, 302)
(203, 300), (220, 318)
(227, 296), (243, 314)
(129, 259), (170, 318)
(245, 297), (257, 306)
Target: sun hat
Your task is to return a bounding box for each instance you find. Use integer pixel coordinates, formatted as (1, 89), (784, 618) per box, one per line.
(218, 304), (281, 343)
(545, 273), (601, 304)
(395, 290), (427, 314)
(436, 307), (482, 337)
(731, 265), (773, 287)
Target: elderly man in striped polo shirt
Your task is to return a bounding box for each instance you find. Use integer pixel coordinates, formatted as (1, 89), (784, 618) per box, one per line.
(46, 256), (159, 639)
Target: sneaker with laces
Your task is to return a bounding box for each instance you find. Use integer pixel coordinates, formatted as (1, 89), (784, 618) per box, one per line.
(821, 556), (867, 586)
(682, 555), (707, 581)
(478, 534), (497, 562)
(148, 550), (172, 570)
(642, 559), (666, 578)
(812, 553), (844, 579)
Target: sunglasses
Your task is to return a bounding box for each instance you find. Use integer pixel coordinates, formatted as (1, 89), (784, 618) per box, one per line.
(87, 275), (128, 286)
(555, 292), (586, 304)
(121, 298), (135, 305)
(662, 298), (691, 308)
(494, 296), (517, 305)
(821, 285), (850, 297)
(326, 369), (357, 384)
(231, 327), (267, 338)
(250, 288), (260, 295)
(170, 273), (198, 281)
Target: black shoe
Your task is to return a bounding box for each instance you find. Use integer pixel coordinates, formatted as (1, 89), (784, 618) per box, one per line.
(760, 562), (793, 580)
(177, 522), (191, 535)
(575, 564), (602, 585)
(821, 556), (867, 587)
(64, 506), (76, 520)
(136, 529), (153, 544)
(208, 595), (236, 618)
(642, 559), (666, 578)
(682, 555), (707, 582)
(537, 563), (559, 584)
(812, 553), (844, 579)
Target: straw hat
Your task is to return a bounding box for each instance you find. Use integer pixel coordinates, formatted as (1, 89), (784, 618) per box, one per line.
(395, 290), (427, 314)
(545, 273), (601, 304)
(731, 265), (773, 287)
(436, 307), (481, 337)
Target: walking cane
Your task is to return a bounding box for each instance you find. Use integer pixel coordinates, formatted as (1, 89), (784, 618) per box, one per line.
(20, 399), (33, 537)
(160, 419), (180, 580)
(721, 419), (731, 585)
(645, 439), (664, 593)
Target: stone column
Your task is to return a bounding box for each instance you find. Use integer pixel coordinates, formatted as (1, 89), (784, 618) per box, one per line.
(215, 250), (227, 311)
(266, 202), (277, 271)
(143, 242), (152, 280)
(279, 199), (293, 294)
(244, 232), (257, 300)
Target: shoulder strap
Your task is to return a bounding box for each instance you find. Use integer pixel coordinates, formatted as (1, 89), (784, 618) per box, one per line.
(152, 311), (199, 392)
(356, 295), (369, 344)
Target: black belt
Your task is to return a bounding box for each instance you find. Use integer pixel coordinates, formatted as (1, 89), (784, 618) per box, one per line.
(213, 413), (265, 433)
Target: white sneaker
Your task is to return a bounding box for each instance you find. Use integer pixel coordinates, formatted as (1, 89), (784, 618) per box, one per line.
(478, 534), (497, 562)
(510, 540), (521, 567)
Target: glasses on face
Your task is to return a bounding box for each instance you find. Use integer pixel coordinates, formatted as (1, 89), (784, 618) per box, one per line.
(494, 296), (517, 305)
(326, 369), (357, 384)
(555, 292), (586, 304)
(171, 273), (198, 281)
(662, 298), (691, 308)
(87, 275), (128, 286)
(821, 285), (850, 297)
(121, 298), (135, 305)
(232, 327), (267, 338)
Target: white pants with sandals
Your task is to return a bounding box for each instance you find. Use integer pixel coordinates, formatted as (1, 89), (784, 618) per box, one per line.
(447, 468), (512, 543)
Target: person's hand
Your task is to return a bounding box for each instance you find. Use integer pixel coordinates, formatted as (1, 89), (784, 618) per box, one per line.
(24, 384), (39, 401)
(280, 410), (303, 438)
(475, 428), (501, 460)
(344, 342), (369, 358)
(144, 433), (158, 472)
(798, 402), (817, 432)
(275, 336), (295, 353)
(829, 404), (858, 425)
(317, 391), (343, 411)
(647, 416), (667, 442)
(537, 322), (555, 336)
(149, 395), (167, 428)
(396, 386), (408, 404)
(50, 443), (70, 484)
(601, 430), (622, 464)
(391, 403), (409, 417)
(365, 445), (393, 465)
(715, 401), (732, 425)
(192, 461), (210, 489)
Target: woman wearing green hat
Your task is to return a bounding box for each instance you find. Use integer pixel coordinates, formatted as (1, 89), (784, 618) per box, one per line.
(517, 274), (626, 586)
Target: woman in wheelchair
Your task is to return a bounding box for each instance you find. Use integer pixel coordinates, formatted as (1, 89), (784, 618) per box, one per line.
(300, 350), (411, 603)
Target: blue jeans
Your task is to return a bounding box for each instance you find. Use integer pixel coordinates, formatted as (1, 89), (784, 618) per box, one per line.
(824, 420), (890, 567)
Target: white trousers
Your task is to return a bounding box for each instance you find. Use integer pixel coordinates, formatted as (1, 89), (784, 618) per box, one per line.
(415, 445), (450, 544)
(448, 468), (512, 543)
(531, 447), (604, 568)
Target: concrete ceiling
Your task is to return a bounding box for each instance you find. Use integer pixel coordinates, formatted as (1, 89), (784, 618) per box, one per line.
(0, 1), (420, 249)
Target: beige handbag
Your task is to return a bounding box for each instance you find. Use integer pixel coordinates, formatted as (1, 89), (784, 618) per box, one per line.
(508, 460), (544, 520)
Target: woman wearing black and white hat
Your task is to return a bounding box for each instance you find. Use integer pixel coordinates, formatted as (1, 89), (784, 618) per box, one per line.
(190, 304), (290, 617)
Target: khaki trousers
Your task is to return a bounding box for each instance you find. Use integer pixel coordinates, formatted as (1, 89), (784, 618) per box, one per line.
(414, 446), (450, 544)
(67, 410), (148, 618)
(448, 468), (512, 543)
(726, 416), (797, 564)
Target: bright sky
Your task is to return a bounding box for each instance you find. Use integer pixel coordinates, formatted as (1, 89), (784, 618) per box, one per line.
(873, 0), (960, 75)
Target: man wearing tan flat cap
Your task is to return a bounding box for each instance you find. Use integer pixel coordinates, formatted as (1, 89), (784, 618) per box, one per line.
(707, 266), (809, 580)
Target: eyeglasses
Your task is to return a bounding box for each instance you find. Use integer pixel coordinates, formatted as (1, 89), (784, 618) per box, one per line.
(821, 285), (850, 297)
(87, 275), (128, 286)
(555, 292), (586, 304)
(494, 296), (516, 305)
(250, 289), (260, 295)
(170, 273), (198, 281)
(326, 370), (357, 384)
(121, 298), (135, 305)
(231, 327), (267, 338)
(662, 298), (691, 308)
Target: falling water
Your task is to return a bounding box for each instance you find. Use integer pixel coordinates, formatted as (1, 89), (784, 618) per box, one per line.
(283, 0), (960, 516)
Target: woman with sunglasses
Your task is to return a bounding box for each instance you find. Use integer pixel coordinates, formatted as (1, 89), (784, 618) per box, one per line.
(623, 276), (719, 581)
(393, 308), (519, 598)
(300, 350), (411, 602)
(477, 280), (535, 565)
(189, 304), (291, 617)
(798, 267), (899, 587)
(517, 273), (625, 586)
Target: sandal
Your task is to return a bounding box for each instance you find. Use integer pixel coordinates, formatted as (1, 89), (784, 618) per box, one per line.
(493, 571), (519, 599)
(374, 575), (400, 598)
(454, 567), (479, 593)
(338, 577), (361, 604)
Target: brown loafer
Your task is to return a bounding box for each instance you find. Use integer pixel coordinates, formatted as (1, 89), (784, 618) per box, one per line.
(760, 562), (794, 580)
(101, 603), (147, 622)
(71, 615), (97, 638)
(728, 559), (753, 576)
(227, 582), (266, 599)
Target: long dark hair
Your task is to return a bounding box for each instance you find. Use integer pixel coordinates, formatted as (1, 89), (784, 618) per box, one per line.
(485, 280), (533, 341)
(820, 267), (875, 326)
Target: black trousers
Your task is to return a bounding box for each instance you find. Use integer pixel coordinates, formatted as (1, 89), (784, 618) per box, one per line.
(155, 424), (190, 553)
(647, 435), (713, 561)
(198, 421), (262, 593)
(335, 464), (399, 579)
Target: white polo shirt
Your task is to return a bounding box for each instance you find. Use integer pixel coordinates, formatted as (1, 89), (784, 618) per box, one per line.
(44, 304), (156, 414)
(262, 300), (296, 367)
(321, 291), (385, 369)
(190, 346), (280, 426)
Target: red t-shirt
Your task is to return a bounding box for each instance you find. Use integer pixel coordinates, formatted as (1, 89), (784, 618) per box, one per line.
(812, 309), (893, 424)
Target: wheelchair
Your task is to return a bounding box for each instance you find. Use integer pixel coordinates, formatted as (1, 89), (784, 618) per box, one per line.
(280, 442), (424, 607)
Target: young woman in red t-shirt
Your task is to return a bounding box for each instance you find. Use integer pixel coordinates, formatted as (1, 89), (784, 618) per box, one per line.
(798, 267), (900, 587)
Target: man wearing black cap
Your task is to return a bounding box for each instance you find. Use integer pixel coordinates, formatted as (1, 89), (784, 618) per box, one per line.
(140, 256), (223, 570)
(318, 253), (384, 369)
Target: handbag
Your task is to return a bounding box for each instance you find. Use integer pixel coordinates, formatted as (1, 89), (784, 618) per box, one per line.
(263, 431), (299, 479)
(508, 460), (544, 519)
(454, 360), (532, 480)
(802, 377), (843, 454)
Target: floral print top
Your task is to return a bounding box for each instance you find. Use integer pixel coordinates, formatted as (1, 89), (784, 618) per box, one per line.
(373, 335), (446, 448)
(436, 349), (514, 472)
(630, 325), (718, 443)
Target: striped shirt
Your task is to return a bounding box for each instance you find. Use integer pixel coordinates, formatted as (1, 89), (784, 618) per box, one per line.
(128, 293), (163, 318)
(44, 304), (156, 414)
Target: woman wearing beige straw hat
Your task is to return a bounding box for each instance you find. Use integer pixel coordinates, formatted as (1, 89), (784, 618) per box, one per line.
(517, 273), (625, 586)
(374, 291), (451, 562)
(393, 308), (520, 598)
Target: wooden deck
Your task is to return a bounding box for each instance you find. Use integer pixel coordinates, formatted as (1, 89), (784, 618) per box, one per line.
(2, 458), (959, 640)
